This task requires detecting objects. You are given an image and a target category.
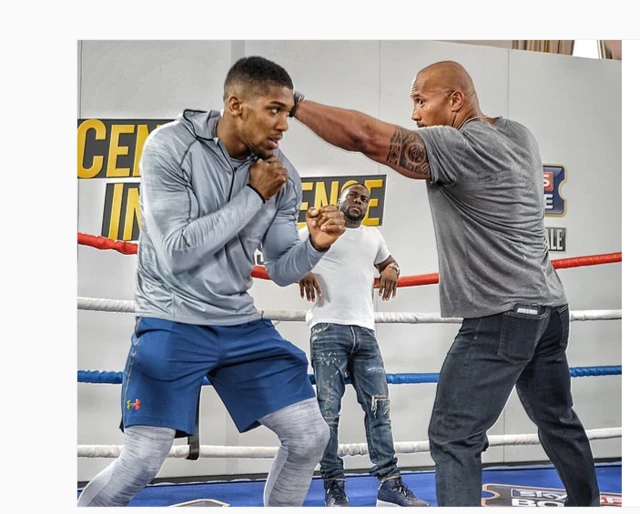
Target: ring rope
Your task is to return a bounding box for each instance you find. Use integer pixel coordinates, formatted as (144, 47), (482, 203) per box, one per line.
(76, 297), (622, 323)
(77, 233), (621, 288)
(77, 427), (621, 459)
(77, 367), (621, 386)
(77, 235), (622, 464)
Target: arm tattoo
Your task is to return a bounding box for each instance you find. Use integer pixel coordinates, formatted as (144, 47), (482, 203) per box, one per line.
(386, 127), (431, 177)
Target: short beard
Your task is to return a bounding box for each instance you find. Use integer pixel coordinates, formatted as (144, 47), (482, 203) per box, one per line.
(253, 147), (271, 160)
(345, 210), (365, 223)
(242, 125), (271, 160)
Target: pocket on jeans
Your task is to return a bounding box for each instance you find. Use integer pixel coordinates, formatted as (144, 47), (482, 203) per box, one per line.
(498, 308), (549, 365)
(557, 304), (570, 349)
(310, 323), (331, 342)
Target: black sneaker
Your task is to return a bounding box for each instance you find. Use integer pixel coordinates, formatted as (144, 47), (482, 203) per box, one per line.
(324, 479), (350, 507)
(376, 476), (430, 507)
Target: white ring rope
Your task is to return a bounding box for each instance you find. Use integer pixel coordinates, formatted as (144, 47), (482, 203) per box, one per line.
(77, 298), (621, 461)
(77, 297), (622, 323)
(77, 427), (621, 459)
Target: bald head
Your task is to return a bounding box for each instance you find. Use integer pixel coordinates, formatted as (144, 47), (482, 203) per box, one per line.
(414, 61), (477, 101)
(409, 60), (485, 129)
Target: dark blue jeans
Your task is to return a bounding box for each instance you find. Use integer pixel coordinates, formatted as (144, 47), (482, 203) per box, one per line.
(310, 323), (399, 481)
(428, 304), (600, 506)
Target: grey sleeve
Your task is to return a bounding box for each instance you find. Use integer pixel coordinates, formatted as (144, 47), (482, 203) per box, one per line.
(417, 126), (473, 185)
(140, 130), (264, 274)
(262, 179), (326, 287)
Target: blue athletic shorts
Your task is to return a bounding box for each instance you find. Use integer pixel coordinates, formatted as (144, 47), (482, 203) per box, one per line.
(120, 317), (315, 436)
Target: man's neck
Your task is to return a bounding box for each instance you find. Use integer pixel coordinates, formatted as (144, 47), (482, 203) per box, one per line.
(456, 109), (499, 130)
(455, 110), (482, 129)
(216, 115), (251, 159)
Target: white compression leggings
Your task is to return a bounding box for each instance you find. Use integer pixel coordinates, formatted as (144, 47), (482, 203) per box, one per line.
(76, 425), (175, 507)
(260, 397), (329, 506)
(77, 398), (329, 507)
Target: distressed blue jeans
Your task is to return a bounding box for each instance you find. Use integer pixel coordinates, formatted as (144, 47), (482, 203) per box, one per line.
(428, 304), (600, 506)
(310, 323), (399, 481)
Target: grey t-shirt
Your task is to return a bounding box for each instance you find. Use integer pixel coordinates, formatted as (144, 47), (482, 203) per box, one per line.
(417, 117), (567, 318)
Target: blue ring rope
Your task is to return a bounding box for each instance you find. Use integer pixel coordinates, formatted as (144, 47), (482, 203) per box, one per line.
(78, 366), (621, 386)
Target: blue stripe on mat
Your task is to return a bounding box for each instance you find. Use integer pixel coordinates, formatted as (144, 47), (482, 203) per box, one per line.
(77, 463), (621, 507)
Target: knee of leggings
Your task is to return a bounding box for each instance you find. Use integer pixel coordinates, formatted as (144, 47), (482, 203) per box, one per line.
(288, 420), (330, 461)
(121, 426), (174, 478)
(120, 445), (167, 480)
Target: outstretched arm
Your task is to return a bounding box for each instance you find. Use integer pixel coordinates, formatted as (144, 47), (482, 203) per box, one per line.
(293, 99), (432, 180)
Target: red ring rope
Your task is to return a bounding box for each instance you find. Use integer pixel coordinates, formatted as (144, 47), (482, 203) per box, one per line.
(78, 233), (621, 288)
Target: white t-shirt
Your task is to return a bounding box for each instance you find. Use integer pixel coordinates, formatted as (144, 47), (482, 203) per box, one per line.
(299, 226), (391, 331)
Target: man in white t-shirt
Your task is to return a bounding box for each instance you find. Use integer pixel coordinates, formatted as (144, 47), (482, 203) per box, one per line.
(298, 183), (429, 507)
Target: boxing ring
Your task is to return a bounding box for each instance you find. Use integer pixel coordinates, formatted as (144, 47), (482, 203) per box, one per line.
(77, 233), (622, 507)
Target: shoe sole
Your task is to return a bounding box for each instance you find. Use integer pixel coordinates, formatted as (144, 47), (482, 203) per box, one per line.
(376, 499), (402, 507)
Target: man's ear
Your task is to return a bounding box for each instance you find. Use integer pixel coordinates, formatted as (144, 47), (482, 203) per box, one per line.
(450, 91), (465, 113)
(226, 95), (243, 117)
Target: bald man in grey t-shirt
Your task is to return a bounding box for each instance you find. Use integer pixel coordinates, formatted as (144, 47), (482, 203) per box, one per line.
(417, 116), (567, 318)
(287, 60), (600, 507)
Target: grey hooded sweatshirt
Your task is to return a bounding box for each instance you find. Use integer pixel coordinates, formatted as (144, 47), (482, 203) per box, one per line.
(134, 109), (326, 325)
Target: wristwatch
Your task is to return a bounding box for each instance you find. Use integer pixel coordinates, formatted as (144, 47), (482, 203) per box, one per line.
(289, 91), (305, 118)
(387, 263), (400, 276)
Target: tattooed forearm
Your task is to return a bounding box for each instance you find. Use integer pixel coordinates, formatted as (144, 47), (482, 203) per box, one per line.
(386, 128), (431, 177)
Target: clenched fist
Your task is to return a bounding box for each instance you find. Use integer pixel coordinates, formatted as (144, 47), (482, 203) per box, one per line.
(306, 205), (346, 251)
(249, 156), (288, 201)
